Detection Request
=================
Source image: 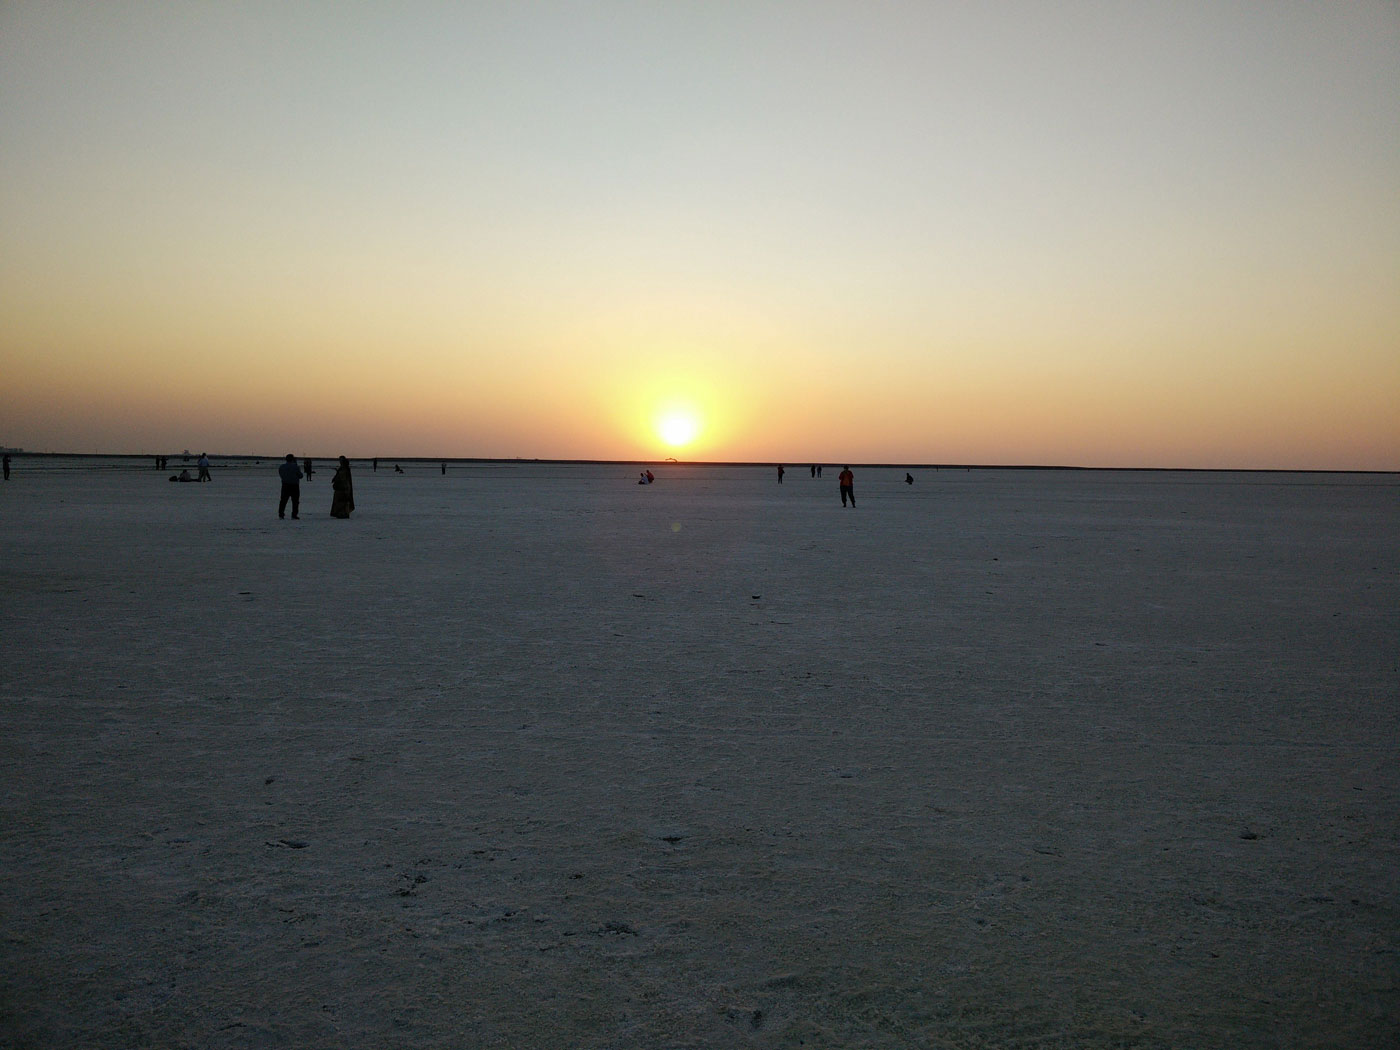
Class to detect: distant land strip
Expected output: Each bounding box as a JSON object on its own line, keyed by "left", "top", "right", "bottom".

{"left": 6, "top": 452, "right": 1396, "bottom": 475}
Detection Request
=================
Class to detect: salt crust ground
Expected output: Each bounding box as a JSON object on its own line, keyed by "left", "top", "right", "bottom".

{"left": 1, "top": 461, "right": 1396, "bottom": 1049}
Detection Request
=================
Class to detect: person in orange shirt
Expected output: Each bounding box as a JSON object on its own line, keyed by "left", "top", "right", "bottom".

{"left": 839, "top": 466, "right": 855, "bottom": 507}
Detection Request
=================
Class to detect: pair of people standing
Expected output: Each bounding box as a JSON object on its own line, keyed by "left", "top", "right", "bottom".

{"left": 278, "top": 455, "right": 354, "bottom": 519}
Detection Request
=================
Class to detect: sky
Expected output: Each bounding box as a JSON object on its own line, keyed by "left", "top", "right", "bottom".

{"left": 2, "top": 1, "right": 1397, "bottom": 468}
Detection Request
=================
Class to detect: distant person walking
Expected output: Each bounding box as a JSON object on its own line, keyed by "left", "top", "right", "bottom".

{"left": 817, "top": 465, "right": 822, "bottom": 477}
{"left": 441, "top": 462, "right": 446, "bottom": 475}
{"left": 810, "top": 464, "right": 816, "bottom": 478}
{"left": 278, "top": 454, "right": 302, "bottom": 519}
{"left": 839, "top": 466, "right": 855, "bottom": 507}
{"left": 777, "top": 464, "right": 785, "bottom": 484}
{"left": 373, "top": 458, "right": 378, "bottom": 472}
{"left": 303, "top": 457, "right": 314, "bottom": 480}
{"left": 2, "top": 453, "right": 10, "bottom": 480}
{"left": 197, "top": 453, "right": 211, "bottom": 482}
{"left": 330, "top": 456, "right": 355, "bottom": 518}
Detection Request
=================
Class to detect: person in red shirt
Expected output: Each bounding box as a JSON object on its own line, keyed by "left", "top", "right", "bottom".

{"left": 839, "top": 466, "right": 855, "bottom": 507}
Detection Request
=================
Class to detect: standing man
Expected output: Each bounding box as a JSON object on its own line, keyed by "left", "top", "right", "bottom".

{"left": 197, "top": 452, "right": 211, "bottom": 482}
{"left": 278, "top": 454, "right": 302, "bottom": 519}
{"left": 441, "top": 461, "right": 446, "bottom": 475}
{"left": 777, "top": 464, "right": 785, "bottom": 484}
{"left": 304, "top": 457, "right": 314, "bottom": 481}
{"left": 839, "top": 466, "right": 855, "bottom": 507}
{"left": 2, "top": 453, "right": 10, "bottom": 480}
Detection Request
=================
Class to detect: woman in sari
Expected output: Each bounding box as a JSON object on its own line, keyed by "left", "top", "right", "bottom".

{"left": 330, "top": 456, "right": 355, "bottom": 518}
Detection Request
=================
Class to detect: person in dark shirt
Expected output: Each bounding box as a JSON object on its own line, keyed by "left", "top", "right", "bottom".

{"left": 278, "top": 454, "right": 303, "bottom": 519}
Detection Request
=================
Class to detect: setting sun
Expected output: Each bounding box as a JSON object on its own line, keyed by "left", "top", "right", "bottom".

{"left": 657, "top": 411, "right": 700, "bottom": 448}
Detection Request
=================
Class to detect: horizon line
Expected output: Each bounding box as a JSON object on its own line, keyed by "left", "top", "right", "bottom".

{"left": 6, "top": 451, "right": 1396, "bottom": 475}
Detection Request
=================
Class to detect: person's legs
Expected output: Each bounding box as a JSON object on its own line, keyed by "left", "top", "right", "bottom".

{"left": 279, "top": 485, "right": 290, "bottom": 518}
{"left": 291, "top": 486, "right": 300, "bottom": 518}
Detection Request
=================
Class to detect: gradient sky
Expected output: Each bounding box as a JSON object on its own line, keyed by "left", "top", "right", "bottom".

{"left": 3, "top": 1, "right": 1397, "bottom": 468}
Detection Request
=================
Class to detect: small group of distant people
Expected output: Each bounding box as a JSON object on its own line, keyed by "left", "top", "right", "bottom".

{"left": 278, "top": 454, "right": 354, "bottom": 519}
{"left": 777, "top": 464, "right": 913, "bottom": 505}
{"left": 638, "top": 470, "right": 655, "bottom": 484}
{"left": 778, "top": 462, "right": 856, "bottom": 505}
{"left": 167, "top": 453, "right": 212, "bottom": 482}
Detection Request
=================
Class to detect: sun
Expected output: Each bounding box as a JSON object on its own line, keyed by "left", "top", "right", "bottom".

{"left": 657, "top": 410, "right": 700, "bottom": 449}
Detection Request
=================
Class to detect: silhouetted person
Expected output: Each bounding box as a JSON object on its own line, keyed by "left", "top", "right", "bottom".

{"left": 197, "top": 453, "right": 211, "bottom": 482}
{"left": 394, "top": 464, "right": 404, "bottom": 473}
{"left": 839, "top": 466, "right": 855, "bottom": 507}
{"left": 441, "top": 462, "right": 446, "bottom": 475}
{"left": 303, "top": 457, "right": 314, "bottom": 480}
{"left": 817, "top": 465, "right": 822, "bottom": 478}
{"left": 2, "top": 454, "right": 9, "bottom": 481}
{"left": 373, "top": 458, "right": 378, "bottom": 472}
{"left": 905, "top": 473, "right": 914, "bottom": 485}
{"left": 777, "top": 464, "right": 785, "bottom": 484}
{"left": 810, "top": 465, "right": 816, "bottom": 478}
{"left": 278, "top": 454, "right": 302, "bottom": 519}
{"left": 330, "top": 456, "right": 355, "bottom": 518}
